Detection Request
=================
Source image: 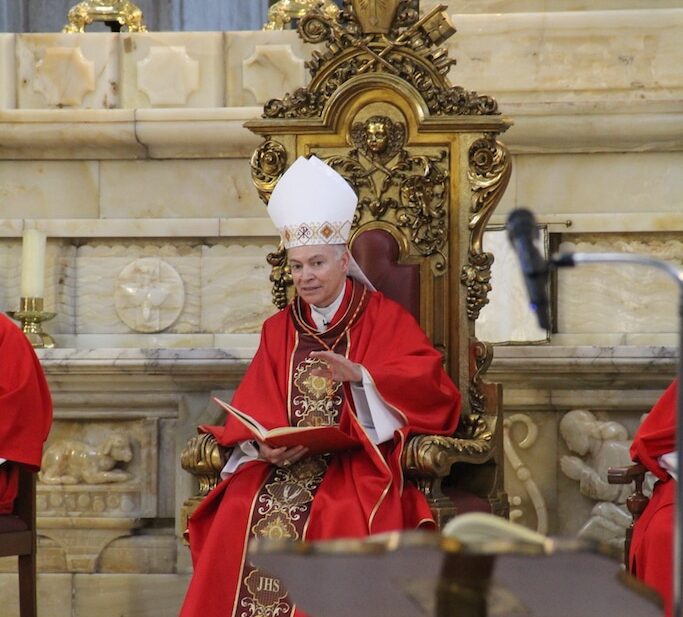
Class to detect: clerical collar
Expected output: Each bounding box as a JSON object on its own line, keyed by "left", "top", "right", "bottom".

{"left": 310, "top": 284, "right": 346, "bottom": 332}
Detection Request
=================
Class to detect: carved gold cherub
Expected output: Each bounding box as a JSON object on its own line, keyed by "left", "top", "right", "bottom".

{"left": 350, "top": 115, "right": 405, "bottom": 165}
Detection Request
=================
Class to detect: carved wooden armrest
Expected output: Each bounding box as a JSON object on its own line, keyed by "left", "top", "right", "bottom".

{"left": 181, "top": 433, "right": 229, "bottom": 496}
{"left": 607, "top": 463, "right": 649, "bottom": 523}
{"left": 402, "top": 413, "right": 494, "bottom": 479}
{"left": 401, "top": 413, "right": 495, "bottom": 526}
{"left": 180, "top": 433, "right": 230, "bottom": 543}
{"left": 607, "top": 463, "right": 649, "bottom": 569}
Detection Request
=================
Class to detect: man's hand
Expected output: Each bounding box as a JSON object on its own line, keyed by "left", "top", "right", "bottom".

{"left": 309, "top": 350, "right": 362, "bottom": 383}
{"left": 258, "top": 442, "right": 308, "bottom": 468}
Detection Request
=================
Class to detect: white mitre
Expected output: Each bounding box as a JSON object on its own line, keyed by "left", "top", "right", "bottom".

{"left": 267, "top": 155, "right": 375, "bottom": 290}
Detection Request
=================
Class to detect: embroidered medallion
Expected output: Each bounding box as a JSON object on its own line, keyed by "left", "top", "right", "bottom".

{"left": 292, "top": 357, "right": 343, "bottom": 426}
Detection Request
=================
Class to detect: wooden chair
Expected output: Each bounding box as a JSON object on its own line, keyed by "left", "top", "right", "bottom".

{"left": 0, "top": 464, "right": 38, "bottom": 617}
{"left": 607, "top": 463, "right": 650, "bottom": 569}
{"left": 181, "top": 0, "right": 512, "bottom": 535}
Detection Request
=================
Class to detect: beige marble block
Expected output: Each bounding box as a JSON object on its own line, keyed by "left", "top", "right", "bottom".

{"left": 0, "top": 573, "right": 73, "bottom": 617}
{"left": 44, "top": 240, "right": 77, "bottom": 336}
{"left": 16, "top": 34, "right": 119, "bottom": 109}
{"left": 557, "top": 233, "right": 682, "bottom": 336}
{"left": 515, "top": 152, "right": 683, "bottom": 216}
{"left": 76, "top": 242, "right": 201, "bottom": 334}
{"left": 73, "top": 573, "right": 190, "bottom": 617}
{"left": 135, "top": 107, "right": 263, "bottom": 159}
{"left": 0, "top": 160, "right": 99, "bottom": 218}
{"left": 450, "top": 9, "right": 683, "bottom": 102}
{"left": 120, "top": 32, "right": 225, "bottom": 108}
{"left": 0, "top": 34, "right": 15, "bottom": 109}
{"left": 201, "top": 243, "right": 277, "bottom": 334}
{"left": 0, "top": 239, "right": 21, "bottom": 315}
{"left": 225, "top": 30, "right": 315, "bottom": 107}
{"left": 477, "top": 228, "right": 549, "bottom": 343}
{"left": 99, "top": 159, "right": 263, "bottom": 218}
{"left": 0, "top": 109, "right": 144, "bottom": 160}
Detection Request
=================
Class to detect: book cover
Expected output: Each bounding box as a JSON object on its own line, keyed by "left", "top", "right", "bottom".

{"left": 213, "top": 397, "right": 361, "bottom": 456}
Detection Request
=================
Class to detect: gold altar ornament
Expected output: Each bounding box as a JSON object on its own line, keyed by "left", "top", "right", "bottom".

{"left": 7, "top": 297, "right": 56, "bottom": 349}
{"left": 63, "top": 0, "right": 147, "bottom": 33}
{"left": 264, "top": 0, "right": 340, "bottom": 30}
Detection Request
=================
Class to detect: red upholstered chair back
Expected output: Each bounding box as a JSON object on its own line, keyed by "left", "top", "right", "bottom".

{"left": 350, "top": 229, "right": 420, "bottom": 322}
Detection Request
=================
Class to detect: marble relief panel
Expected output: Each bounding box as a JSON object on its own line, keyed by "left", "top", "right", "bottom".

{"left": 555, "top": 408, "right": 645, "bottom": 548}
{"left": 37, "top": 418, "right": 158, "bottom": 518}
{"left": 225, "top": 30, "right": 316, "bottom": 107}
{"left": 557, "top": 233, "right": 683, "bottom": 337}
{"left": 120, "top": 32, "right": 224, "bottom": 108}
{"left": 504, "top": 406, "right": 646, "bottom": 547}
{"left": 76, "top": 242, "right": 200, "bottom": 334}
{"left": 16, "top": 33, "right": 119, "bottom": 109}
{"left": 99, "top": 159, "right": 263, "bottom": 218}
{"left": 201, "top": 243, "right": 277, "bottom": 333}
{"left": 504, "top": 411, "right": 558, "bottom": 534}
{"left": 0, "top": 160, "right": 99, "bottom": 218}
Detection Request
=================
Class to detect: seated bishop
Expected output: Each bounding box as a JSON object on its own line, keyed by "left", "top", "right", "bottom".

{"left": 180, "top": 155, "right": 461, "bottom": 617}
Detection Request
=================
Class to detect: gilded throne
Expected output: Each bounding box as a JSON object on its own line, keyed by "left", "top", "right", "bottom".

{"left": 181, "top": 0, "right": 512, "bottom": 533}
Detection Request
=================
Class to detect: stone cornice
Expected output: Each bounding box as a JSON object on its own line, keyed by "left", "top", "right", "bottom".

{"left": 0, "top": 104, "right": 682, "bottom": 159}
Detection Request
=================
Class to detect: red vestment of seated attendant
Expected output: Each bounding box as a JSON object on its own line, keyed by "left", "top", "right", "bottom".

{"left": 180, "top": 280, "right": 461, "bottom": 617}
{"left": 0, "top": 314, "right": 53, "bottom": 513}
{"left": 630, "top": 379, "right": 678, "bottom": 617}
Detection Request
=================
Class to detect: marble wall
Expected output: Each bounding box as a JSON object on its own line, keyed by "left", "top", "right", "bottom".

{"left": 0, "top": 5, "right": 681, "bottom": 615}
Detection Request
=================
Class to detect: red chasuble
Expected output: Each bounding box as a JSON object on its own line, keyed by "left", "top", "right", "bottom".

{"left": 630, "top": 379, "right": 677, "bottom": 617}
{"left": 0, "top": 314, "right": 53, "bottom": 513}
{"left": 180, "top": 280, "right": 461, "bottom": 617}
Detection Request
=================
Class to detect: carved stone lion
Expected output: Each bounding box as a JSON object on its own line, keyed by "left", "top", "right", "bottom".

{"left": 39, "top": 431, "right": 133, "bottom": 485}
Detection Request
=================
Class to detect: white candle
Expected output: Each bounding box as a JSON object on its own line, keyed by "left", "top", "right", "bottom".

{"left": 21, "top": 229, "right": 46, "bottom": 298}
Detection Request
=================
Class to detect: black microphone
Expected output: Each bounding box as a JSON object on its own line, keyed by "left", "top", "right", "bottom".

{"left": 506, "top": 209, "right": 551, "bottom": 331}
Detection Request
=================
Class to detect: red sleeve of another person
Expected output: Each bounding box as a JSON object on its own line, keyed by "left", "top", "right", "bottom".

{"left": 629, "top": 379, "right": 677, "bottom": 617}
{"left": 0, "top": 315, "right": 53, "bottom": 512}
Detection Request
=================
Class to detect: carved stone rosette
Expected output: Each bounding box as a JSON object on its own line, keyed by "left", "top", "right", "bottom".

{"left": 463, "top": 137, "right": 512, "bottom": 320}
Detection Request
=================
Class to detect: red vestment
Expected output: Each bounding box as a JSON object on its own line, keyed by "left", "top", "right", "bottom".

{"left": 630, "top": 379, "right": 677, "bottom": 616}
{"left": 0, "top": 314, "right": 53, "bottom": 513}
{"left": 180, "top": 281, "right": 461, "bottom": 617}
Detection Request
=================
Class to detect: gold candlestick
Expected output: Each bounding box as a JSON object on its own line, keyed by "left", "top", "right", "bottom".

{"left": 7, "top": 297, "right": 56, "bottom": 349}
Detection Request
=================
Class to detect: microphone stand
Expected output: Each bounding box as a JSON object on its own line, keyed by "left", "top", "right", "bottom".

{"left": 552, "top": 251, "right": 683, "bottom": 617}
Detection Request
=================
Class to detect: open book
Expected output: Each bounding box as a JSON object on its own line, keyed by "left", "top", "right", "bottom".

{"left": 213, "top": 397, "right": 362, "bottom": 456}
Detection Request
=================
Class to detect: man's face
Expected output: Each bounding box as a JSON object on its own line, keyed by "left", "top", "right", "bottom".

{"left": 288, "top": 244, "right": 349, "bottom": 308}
